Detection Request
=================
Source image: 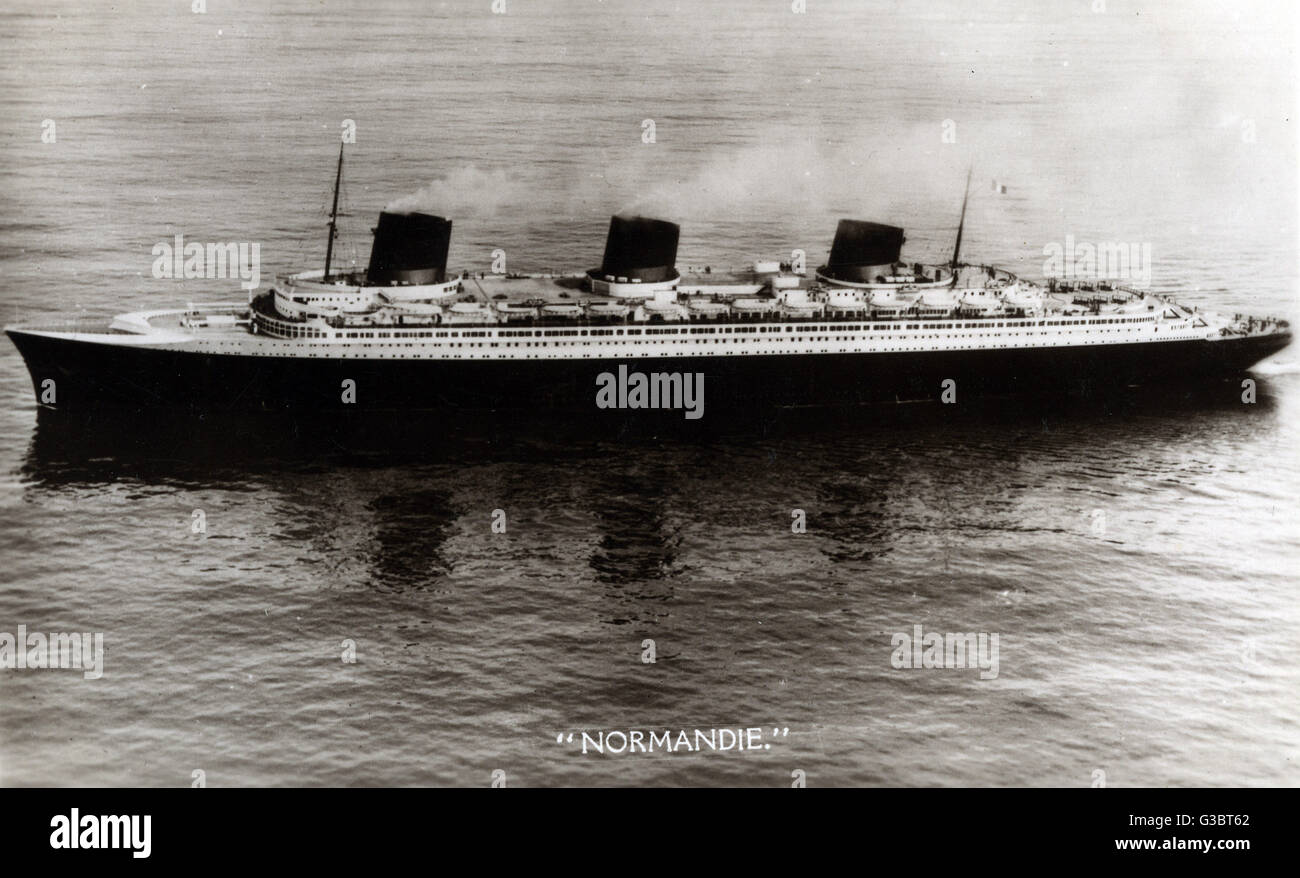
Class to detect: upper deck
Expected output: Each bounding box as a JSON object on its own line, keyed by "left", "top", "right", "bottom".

{"left": 29, "top": 261, "right": 1261, "bottom": 365}
{"left": 256, "top": 262, "right": 1225, "bottom": 331}
{"left": 8, "top": 262, "right": 1288, "bottom": 364}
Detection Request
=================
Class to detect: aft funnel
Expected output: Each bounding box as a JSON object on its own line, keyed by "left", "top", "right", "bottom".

{"left": 367, "top": 211, "right": 453, "bottom": 285}
{"left": 821, "top": 220, "right": 905, "bottom": 283}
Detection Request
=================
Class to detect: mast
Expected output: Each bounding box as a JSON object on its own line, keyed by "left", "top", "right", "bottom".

{"left": 950, "top": 165, "right": 972, "bottom": 270}
{"left": 324, "top": 142, "right": 344, "bottom": 280}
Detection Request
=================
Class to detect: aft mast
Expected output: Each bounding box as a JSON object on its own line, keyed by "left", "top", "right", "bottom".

{"left": 951, "top": 165, "right": 972, "bottom": 271}
{"left": 323, "top": 142, "right": 344, "bottom": 281}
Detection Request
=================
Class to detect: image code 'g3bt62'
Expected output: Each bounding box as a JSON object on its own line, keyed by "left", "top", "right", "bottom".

{"left": 5, "top": 148, "right": 1291, "bottom": 414}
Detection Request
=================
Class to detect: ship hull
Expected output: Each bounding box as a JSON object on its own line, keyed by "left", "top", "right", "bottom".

{"left": 6, "top": 329, "right": 1291, "bottom": 415}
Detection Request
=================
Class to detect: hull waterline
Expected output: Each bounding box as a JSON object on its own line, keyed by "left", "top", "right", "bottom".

{"left": 7, "top": 326, "right": 1291, "bottom": 415}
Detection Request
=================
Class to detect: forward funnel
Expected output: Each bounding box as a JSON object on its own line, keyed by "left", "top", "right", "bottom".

{"left": 367, "top": 211, "right": 453, "bottom": 285}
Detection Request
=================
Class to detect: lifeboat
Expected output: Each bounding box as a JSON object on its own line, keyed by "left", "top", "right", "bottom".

{"left": 541, "top": 303, "right": 582, "bottom": 318}
{"left": 1001, "top": 285, "right": 1044, "bottom": 316}
{"left": 443, "top": 301, "right": 497, "bottom": 324}
{"left": 586, "top": 302, "right": 630, "bottom": 320}
{"left": 868, "top": 290, "right": 911, "bottom": 319}
{"left": 914, "top": 290, "right": 957, "bottom": 317}
{"left": 687, "top": 299, "right": 730, "bottom": 317}
{"left": 641, "top": 299, "right": 689, "bottom": 321}
{"left": 825, "top": 289, "right": 868, "bottom": 308}
{"left": 496, "top": 302, "right": 539, "bottom": 320}
{"left": 732, "top": 297, "right": 778, "bottom": 314}
{"left": 781, "top": 299, "right": 825, "bottom": 318}
{"left": 958, "top": 289, "right": 1003, "bottom": 317}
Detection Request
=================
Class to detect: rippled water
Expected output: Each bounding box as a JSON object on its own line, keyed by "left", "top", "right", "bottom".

{"left": 1, "top": 0, "right": 1297, "bottom": 786}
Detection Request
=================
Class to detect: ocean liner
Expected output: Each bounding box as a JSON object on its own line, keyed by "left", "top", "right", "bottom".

{"left": 6, "top": 150, "right": 1291, "bottom": 415}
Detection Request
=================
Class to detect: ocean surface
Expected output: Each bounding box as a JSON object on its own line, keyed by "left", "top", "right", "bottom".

{"left": 1, "top": 0, "right": 1297, "bottom": 786}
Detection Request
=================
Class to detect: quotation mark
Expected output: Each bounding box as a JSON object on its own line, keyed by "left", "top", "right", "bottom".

{"left": 765, "top": 727, "right": 790, "bottom": 750}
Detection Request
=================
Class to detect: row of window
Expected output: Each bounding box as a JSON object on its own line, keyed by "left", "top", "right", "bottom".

{"left": 290, "top": 328, "right": 1184, "bottom": 350}
{"left": 266, "top": 314, "right": 1160, "bottom": 341}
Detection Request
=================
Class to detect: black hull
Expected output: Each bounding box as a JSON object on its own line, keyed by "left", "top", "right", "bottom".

{"left": 6, "top": 330, "right": 1291, "bottom": 416}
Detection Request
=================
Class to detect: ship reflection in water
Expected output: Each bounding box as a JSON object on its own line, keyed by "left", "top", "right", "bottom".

{"left": 18, "top": 378, "right": 1285, "bottom": 609}
{"left": 589, "top": 469, "right": 682, "bottom": 623}
{"left": 10, "top": 375, "right": 1297, "bottom": 786}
